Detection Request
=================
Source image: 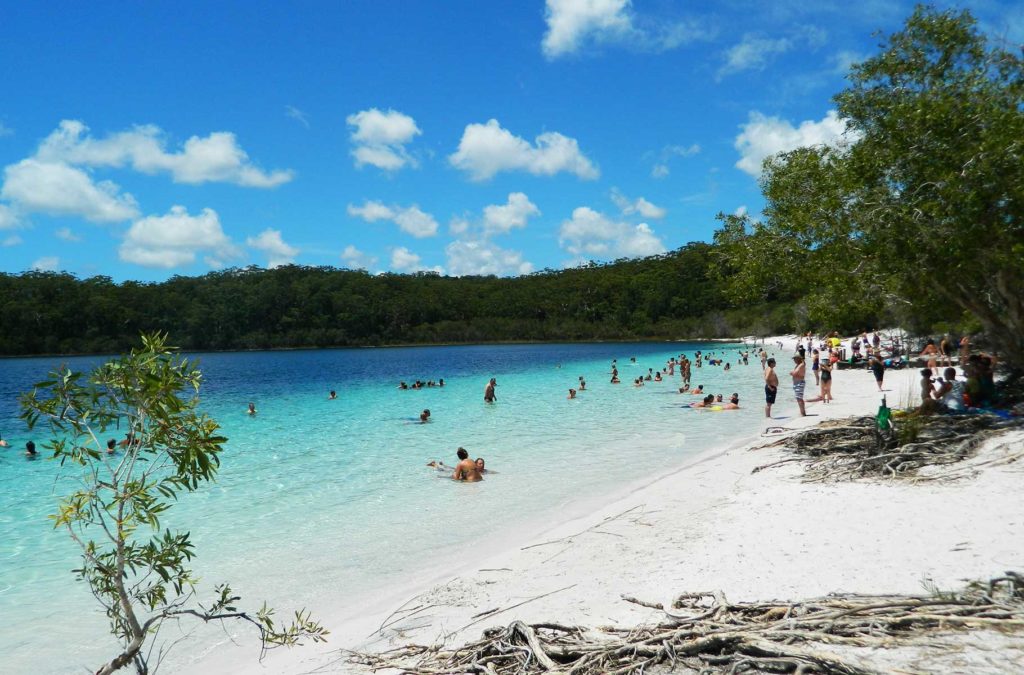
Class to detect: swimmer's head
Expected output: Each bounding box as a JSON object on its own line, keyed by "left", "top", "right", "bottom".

{"left": 703, "top": 394, "right": 714, "bottom": 404}
{"left": 475, "top": 458, "right": 485, "bottom": 471}
{"left": 107, "top": 438, "right": 116, "bottom": 450}
{"left": 457, "top": 447, "right": 468, "bottom": 460}
{"left": 715, "top": 394, "right": 723, "bottom": 402}
{"left": 767, "top": 358, "right": 776, "bottom": 367}
{"left": 731, "top": 393, "right": 739, "bottom": 403}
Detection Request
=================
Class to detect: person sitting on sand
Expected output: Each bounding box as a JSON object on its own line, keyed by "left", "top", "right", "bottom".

{"left": 723, "top": 393, "right": 740, "bottom": 410}
{"left": 568, "top": 388, "right": 577, "bottom": 399}
{"left": 247, "top": 402, "right": 257, "bottom": 415}
{"left": 452, "top": 447, "right": 482, "bottom": 482}
{"left": 935, "top": 367, "right": 965, "bottom": 413}
{"left": 419, "top": 409, "right": 431, "bottom": 423}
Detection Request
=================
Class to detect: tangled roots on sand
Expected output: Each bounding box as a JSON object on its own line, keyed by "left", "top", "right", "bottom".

{"left": 754, "top": 413, "right": 1020, "bottom": 482}
{"left": 347, "top": 573, "right": 1024, "bottom": 674}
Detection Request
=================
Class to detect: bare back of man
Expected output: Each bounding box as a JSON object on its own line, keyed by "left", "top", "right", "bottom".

{"left": 453, "top": 458, "right": 482, "bottom": 482}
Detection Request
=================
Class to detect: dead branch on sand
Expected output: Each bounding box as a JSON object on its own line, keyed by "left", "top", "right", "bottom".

{"left": 754, "top": 414, "right": 1021, "bottom": 482}
{"left": 346, "top": 572, "right": 1024, "bottom": 674}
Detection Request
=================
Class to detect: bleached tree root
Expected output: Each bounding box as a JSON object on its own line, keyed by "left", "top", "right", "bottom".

{"left": 346, "top": 573, "right": 1024, "bottom": 674}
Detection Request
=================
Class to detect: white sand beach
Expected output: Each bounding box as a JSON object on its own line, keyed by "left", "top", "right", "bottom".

{"left": 210, "top": 335, "right": 1024, "bottom": 674}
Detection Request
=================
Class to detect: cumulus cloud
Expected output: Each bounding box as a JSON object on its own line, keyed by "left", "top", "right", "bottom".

{"left": 347, "top": 200, "right": 438, "bottom": 238}
{"left": 247, "top": 228, "right": 299, "bottom": 268}
{"left": 32, "top": 256, "right": 60, "bottom": 271}
{"left": 449, "top": 119, "right": 598, "bottom": 181}
{"left": 34, "top": 120, "right": 293, "bottom": 187}
{"left": 541, "top": 0, "right": 705, "bottom": 59}
{"left": 2, "top": 158, "right": 140, "bottom": 222}
{"left": 445, "top": 239, "right": 534, "bottom": 277}
{"left": 346, "top": 108, "right": 421, "bottom": 171}
{"left": 340, "top": 245, "right": 377, "bottom": 271}
{"left": 482, "top": 192, "right": 540, "bottom": 236}
{"left": 610, "top": 189, "right": 666, "bottom": 219}
{"left": 119, "top": 206, "right": 239, "bottom": 269}
{"left": 0, "top": 203, "right": 20, "bottom": 229}
{"left": 734, "top": 109, "right": 854, "bottom": 177}
{"left": 55, "top": 227, "right": 81, "bottom": 242}
{"left": 558, "top": 206, "right": 665, "bottom": 260}
{"left": 390, "top": 246, "right": 443, "bottom": 274}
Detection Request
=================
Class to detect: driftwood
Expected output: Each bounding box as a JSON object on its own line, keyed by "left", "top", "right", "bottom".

{"left": 754, "top": 413, "right": 1021, "bottom": 482}
{"left": 347, "top": 573, "right": 1024, "bottom": 674}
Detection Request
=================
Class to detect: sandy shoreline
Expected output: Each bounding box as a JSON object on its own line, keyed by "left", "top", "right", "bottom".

{"left": 197, "top": 335, "right": 1023, "bottom": 674}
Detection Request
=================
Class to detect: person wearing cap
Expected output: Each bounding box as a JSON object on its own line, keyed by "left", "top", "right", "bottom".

{"left": 791, "top": 355, "right": 807, "bottom": 416}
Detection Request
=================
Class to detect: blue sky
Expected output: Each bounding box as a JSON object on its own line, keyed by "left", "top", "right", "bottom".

{"left": 0, "top": 1, "right": 1019, "bottom": 281}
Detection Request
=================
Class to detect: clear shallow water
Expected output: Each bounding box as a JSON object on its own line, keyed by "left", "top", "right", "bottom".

{"left": 0, "top": 342, "right": 763, "bottom": 673}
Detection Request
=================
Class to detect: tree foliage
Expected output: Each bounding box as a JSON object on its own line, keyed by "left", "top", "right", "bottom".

{"left": 714, "top": 5, "right": 1024, "bottom": 368}
{"left": 20, "top": 334, "right": 327, "bottom": 674}
{"left": 0, "top": 245, "right": 806, "bottom": 356}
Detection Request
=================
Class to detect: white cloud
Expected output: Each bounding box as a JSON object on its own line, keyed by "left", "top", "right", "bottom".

{"left": 32, "top": 256, "right": 60, "bottom": 271}
{"left": 445, "top": 239, "right": 534, "bottom": 277}
{"left": 2, "top": 234, "right": 22, "bottom": 247}
{"left": 734, "top": 205, "right": 748, "bottom": 217}
{"left": 448, "top": 216, "right": 471, "bottom": 235}
{"left": 390, "top": 246, "right": 443, "bottom": 274}
{"left": 247, "top": 228, "right": 299, "bottom": 268}
{"left": 119, "top": 206, "right": 239, "bottom": 269}
{"left": 346, "top": 200, "right": 394, "bottom": 222}
{"left": 558, "top": 206, "right": 665, "bottom": 259}
{"left": 449, "top": 119, "right": 598, "bottom": 181}
{"left": 35, "top": 120, "right": 292, "bottom": 187}
{"left": 55, "top": 227, "right": 81, "bottom": 242}
{"left": 610, "top": 189, "right": 666, "bottom": 219}
{"left": 2, "top": 158, "right": 140, "bottom": 222}
{"left": 718, "top": 34, "right": 793, "bottom": 79}
{"left": 482, "top": 192, "right": 540, "bottom": 236}
{"left": 649, "top": 143, "right": 700, "bottom": 179}
{"left": 340, "top": 245, "right": 377, "bottom": 270}
{"left": 541, "top": 0, "right": 705, "bottom": 59}
{"left": 285, "top": 105, "right": 310, "bottom": 128}
{"left": 346, "top": 108, "right": 421, "bottom": 171}
{"left": 347, "top": 200, "right": 438, "bottom": 238}
{"left": 0, "top": 203, "right": 20, "bottom": 229}
{"left": 734, "top": 110, "right": 854, "bottom": 177}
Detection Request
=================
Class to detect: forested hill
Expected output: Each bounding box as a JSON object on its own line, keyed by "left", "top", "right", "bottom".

{"left": 0, "top": 243, "right": 804, "bottom": 356}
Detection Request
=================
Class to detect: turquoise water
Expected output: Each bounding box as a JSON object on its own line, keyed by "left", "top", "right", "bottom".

{"left": 0, "top": 342, "right": 764, "bottom": 673}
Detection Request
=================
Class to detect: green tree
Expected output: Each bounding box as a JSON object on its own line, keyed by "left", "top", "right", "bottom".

{"left": 716, "top": 6, "right": 1024, "bottom": 367}
{"left": 20, "top": 334, "right": 326, "bottom": 674}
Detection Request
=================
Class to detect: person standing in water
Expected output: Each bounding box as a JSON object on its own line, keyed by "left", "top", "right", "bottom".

{"left": 484, "top": 378, "right": 497, "bottom": 403}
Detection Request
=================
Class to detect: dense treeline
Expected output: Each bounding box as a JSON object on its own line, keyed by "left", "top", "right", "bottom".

{"left": 0, "top": 243, "right": 816, "bottom": 356}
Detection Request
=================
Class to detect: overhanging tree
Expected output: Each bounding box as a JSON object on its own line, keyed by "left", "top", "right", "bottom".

{"left": 21, "top": 334, "right": 327, "bottom": 674}
{"left": 715, "top": 5, "right": 1024, "bottom": 368}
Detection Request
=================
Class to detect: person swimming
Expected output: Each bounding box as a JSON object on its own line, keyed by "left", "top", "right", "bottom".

{"left": 691, "top": 385, "right": 705, "bottom": 395}
{"left": 723, "top": 393, "right": 740, "bottom": 410}
{"left": 691, "top": 394, "right": 715, "bottom": 408}
{"left": 568, "top": 388, "right": 577, "bottom": 399}
{"left": 328, "top": 390, "right": 337, "bottom": 400}
{"left": 106, "top": 438, "right": 117, "bottom": 454}
{"left": 419, "top": 409, "right": 431, "bottom": 423}
{"left": 25, "top": 440, "right": 37, "bottom": 457}
{"left": 475, "top": 457, "right": 494, "bottom": 475}
{"left": 247, "top": 402, "right": 257, "bottom": 415}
